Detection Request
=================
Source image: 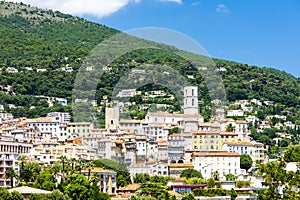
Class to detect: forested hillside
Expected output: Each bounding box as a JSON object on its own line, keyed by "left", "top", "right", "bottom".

{"left": 0, "top": 1, "right": 299, "bottom": 121}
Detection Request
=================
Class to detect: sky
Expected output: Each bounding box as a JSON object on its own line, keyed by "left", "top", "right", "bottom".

{"left": 9, "top": 0, "right": 300, "bottom": 77}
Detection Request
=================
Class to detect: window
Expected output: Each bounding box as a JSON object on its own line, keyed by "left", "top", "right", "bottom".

{"left": 111, "top": 120, "right": 114, "bottom": 125}
{"left": 192, "top": 99, "right": 194, "bottom": 106}
{"left": 192, "top": 89, "right": 194, "bottom": 96}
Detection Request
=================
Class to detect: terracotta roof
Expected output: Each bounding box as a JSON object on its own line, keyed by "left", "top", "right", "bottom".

{"left": 169, "top": 163, "right": 194, "bottom": 168}
{"left": 192, "top": 151, "right": 240, "bottom": 157}
{"left": 220, "top": 132, "right": 238, "bottom": 136}
{"left": 83, "top": 167, "right": 116, "bottom": 174}
{"left": 235, "top": 120, "right": 247, "bottom": 124}
{"left": 148, "top": 112, "right": 203, "bottom": 118}
{"left": 118, "top": 183, "right": 140, "bottom": 191}
{"left": 8, "top": 186, "right": 51, "bottom": 194}
{"left": 26, "top": 118, "right": 56, "bottom": 123}
{"left": 223, "top": 141, "right": 255, "bottom": 146}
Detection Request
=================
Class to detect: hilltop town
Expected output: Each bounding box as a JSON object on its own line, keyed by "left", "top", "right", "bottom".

{"left": 1, "top": 86, "right": 299, "bottom": 199}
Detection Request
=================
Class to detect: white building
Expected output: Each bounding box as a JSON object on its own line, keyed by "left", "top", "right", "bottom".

{"left": 246, "top": 115, "right": 258, "bottom": 124}
{"left": 222, "top": 141, "right": 265, "bottom": 164}
{"left": 192, "top": 151, "right": 241, "bottom": 180}
{"left": 227, "top": 110, "right": 244, "bottom": 117}
{"left": 46, "top": 112, "right": 71, "bottom": 122}
{"left": 0, "top": 113, "right": 13, "bottom": 122}
{"left": 25, "top": 117, "right": 67, "bottom": 141}
{"left": 117, "top": 89, "right": 137, "bottom": 98}
{"left": 145, "top": 112, "right": 204, "bottom": 124}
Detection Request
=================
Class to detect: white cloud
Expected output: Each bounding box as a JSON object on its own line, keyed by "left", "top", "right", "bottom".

{"left": 8, "top": 0, "right": 141, "bottom": 18}
{"left": 159, "top": 0, "right": 182, "bottom": 4}
{"left": 191, "top": 2, "right": 200, "bottom": 6}
{"left": 216, "top": 4, "right": 230, "bottom": 13}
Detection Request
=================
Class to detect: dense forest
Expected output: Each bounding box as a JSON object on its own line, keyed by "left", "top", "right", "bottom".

{"left": 0, "top": 1, "right": 299, "bottom": 122}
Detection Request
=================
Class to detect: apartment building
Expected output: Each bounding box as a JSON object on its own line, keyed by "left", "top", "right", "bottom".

{"left": 82, "top": 167, "right": 117, "bottom": 195}
{"left": 28, "top": 143, "right": 99, "bottom": 166}
{"left": 222, "top": 141, "right": 265, "bottom": 164}
{"left": 192, "top": 131, "right": 239, "bottom": 151}
{"left": 168, "top": 134, "right": 185, "bottom": 164}
{"left": 192, "top": 151, "right": 240, "bottom": 180}
{"left": 0, "top": 141, "right": 32, "bottom": 187}
{"left": 67, "top": 122, "right": 93, "bottom": 138}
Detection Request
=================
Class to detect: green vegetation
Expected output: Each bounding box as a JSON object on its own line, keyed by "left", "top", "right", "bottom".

{"left": 180, "top": 169, "right": 203, "bottom": 179}
{"left": 240, "top": 154, "right": 253, "bottom": 171}
{"left": 283, "top": 145, "right": 300, "bottom": 162}
{"left": 0, "top": 1, "right": 299, "bottom": 125}
{"left": 258, "top": 159, "right": 300, "bottom": 199}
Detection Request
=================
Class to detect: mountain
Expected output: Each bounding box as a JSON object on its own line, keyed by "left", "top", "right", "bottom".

{"left": 0, "top": 1, "right": 299, "bottom": 121}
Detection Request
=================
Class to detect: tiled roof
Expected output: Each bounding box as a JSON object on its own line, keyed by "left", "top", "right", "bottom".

{"left": 8, "top": 186, "right": 51, "bottom": 194}
{"left": 118, "top": 183, "right": 140, "bottom": 191}
{"left": 148, "top": 112, "right": 203, "bottom": 118}
{"left": 83, "top": 167, "right": 116, "bottom": 174}
{"left": 223, "top": 141, "right": 255, "bottom": 146}
{"left": 192, "top": 151, "right": 240, "bottom": 157}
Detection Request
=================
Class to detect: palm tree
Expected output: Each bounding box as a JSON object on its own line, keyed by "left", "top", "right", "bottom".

{"left": 90, "top": 172, "right": 99, "bottom": 184}
{"left": 58, "top": 155, "right": 68, "bottom": 176}
{"left": 17, "top": 155, "right": 26, "bottom": 182}
{"left": 75, "top": 158, "right": 85, "bottom": 174}
{"left": 69, "top": 158, "right": 77, "bottom": 174}
{"left": 85, "top": 162, "right": 95, "bottom": 180}
{"left": 5, "top": 168, "right": 18, "bottom": 188}
{"left": 213, "top": 171, "right": 220, "bottom": 181}
{"left": 226, "top": 123, "right": 235, "bottom": 132}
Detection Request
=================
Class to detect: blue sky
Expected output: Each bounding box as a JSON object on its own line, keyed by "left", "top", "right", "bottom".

{"left": 11, "top": 0, "right": 300, "bottom": 77}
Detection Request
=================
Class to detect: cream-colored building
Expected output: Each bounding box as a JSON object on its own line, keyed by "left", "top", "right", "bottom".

{"left": 222, "top": 141, "right": 265, "bottom": 164}
{"left": 28, "top": 143, "right": 98, "bottom": 166}
{"left": 67, "top": 122, "right": 93, "bottom": 138}
{"left": 192, "top": 151, "right": 240, "bottom": 180}
{"left": 0, "top": 141, "right": 32, "bottom": 187}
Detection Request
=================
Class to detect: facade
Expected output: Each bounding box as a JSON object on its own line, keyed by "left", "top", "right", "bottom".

{"left": 192, "top": 151, "right": 241, "bottom": 180}
{"left": 46, "top": 112, "right": 71, "bottom": 122}
{"left": 0, "top": 141, "right": 32, "bottom": 187}
{"left": 119, "top": 120, "right": 143, "bottom": 135}
{"left": 192, "top": 132, "right": 239, "bottom": 151}
{"left": 145, "top": 112, "right": 204, "bottom": 124}
{"left": 67, "top": 122, "right": 93, "bottom": 138}
{"left": 82, "top": 168, "right": 117, "bottom": 195}
{"left": 25, "top": 117, "right": 67, "bottom": 141}
{"left": 226, "top": 110, "right": 244, "bottom": 117}
{"left": 28, "top": 143, "right": 98, "bottom": 166}
{"left": 222, "top": 141, "right": 265, "bottom": 164}
{"left": 168, "top": 134, "right": 185, "bottom": 164}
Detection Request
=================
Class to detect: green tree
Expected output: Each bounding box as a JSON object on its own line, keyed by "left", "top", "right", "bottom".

{"left": 225, "top": 123, "right": 235, "bottom": 132}
{"left": 44, "top": 189, "right": 71, "bottom": 200}
{"left": 33, "top": 170, "right": 57, "bottom": 191}
{"left": 11, "top": 191, "right": 24, "bottom": 200}
{"left": 180, "top": 169, "right": 203, "bottom": 179}
{"left": 22, "top": 162, "right": 41, "bottom": 183}
{"left": 64, "top": 174, "right": 94, "bottom": 200}
{"left": 133, "top": 173, "right": 150, "bottom": 183}
{"left": 284, "top": 145, "right": 300, "bottom": 162}
{"left": 185, "top": 177, "right": 206, "bottom": 184}
{"left": 240, "top": 154, "right": 253, "bottom": 171}
{"left": 5, "top": 168, "right": 18, "bottom": 188}
{"left": 225, "top": 174, "right": 236, "bottom": 181}
{"left": 182, "top": 193, "right": 195, "bottom": 200}
{"left": 207, "top": 178, "right": 215, "bottom": 188}
{"left": 139, "top": 182, "right": 168, "bottom": 199}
